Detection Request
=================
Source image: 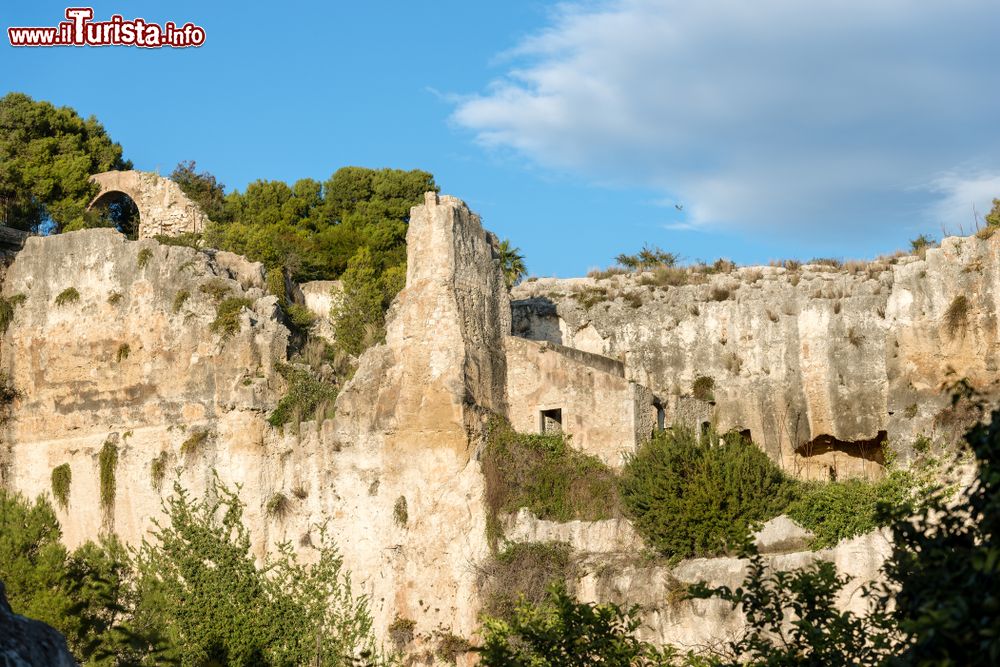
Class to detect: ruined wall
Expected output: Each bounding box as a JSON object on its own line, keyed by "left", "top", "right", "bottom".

{"left": 513, "top": 234, "right": 1000, "bottom": 479}
{"left": 89, "top": 170, "right": 210, "bottom": 240}
{"left": 505, "top": 336, "right": 656, "bottom": 467}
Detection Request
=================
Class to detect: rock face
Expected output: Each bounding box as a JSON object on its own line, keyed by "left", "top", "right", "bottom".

{"left": 88, "top": 170, "right": 210, "bottom": 239}
{"left": 1, "top": 188, "right": 968, "bottom": 659}
{"left": 512, "top": 235, "right": 1000, "bottom": 479}
{"left": 0, "top": 581, "right": 76, "bottom": 667}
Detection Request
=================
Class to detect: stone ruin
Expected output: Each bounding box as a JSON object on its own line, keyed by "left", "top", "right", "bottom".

{"left": 88, "top": 170, "right": 209, "bottom": 239}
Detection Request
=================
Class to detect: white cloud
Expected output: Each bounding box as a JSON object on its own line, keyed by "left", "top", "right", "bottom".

{"left": 453, "top": 0, "right": 1000, "bottom": 238}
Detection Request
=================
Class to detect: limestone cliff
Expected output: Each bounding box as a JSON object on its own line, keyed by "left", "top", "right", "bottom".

{"left": 512, "top": 235, "right": 1000, "bottom": 479}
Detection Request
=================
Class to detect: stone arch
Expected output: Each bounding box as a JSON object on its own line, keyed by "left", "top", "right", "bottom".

{"left": 88, "top": 170, "right": 209, "bottom": 240}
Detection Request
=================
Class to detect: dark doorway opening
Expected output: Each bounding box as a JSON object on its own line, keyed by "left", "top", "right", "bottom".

{"left": 540, "top": 408, "right": 563, "bottom": 434}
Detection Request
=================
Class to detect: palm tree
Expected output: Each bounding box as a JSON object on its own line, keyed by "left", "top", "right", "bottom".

{"left": 497, "top": 239, "right": 527, "bottom": 289}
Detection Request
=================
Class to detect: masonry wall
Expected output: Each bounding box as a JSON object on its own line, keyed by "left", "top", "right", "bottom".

{"left": 505, "top": 336, "right": 655, "bottom": 467}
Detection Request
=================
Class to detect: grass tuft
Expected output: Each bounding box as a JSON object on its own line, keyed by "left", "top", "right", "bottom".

{"left": 115, "top": 343, "right": 131, "bottom": 362}
{"left": 137, "top": 247, "right": 153, "bottom": 269}
{"left": 944, "top": 295, "right": 970, "bottom": 338}
{"left": 55, "top": 287, "right": 80, "bottom": 307}
{"left": 99, "top": 439, "right": 118, "bottom": 524}
{"left": 266, "top": 492, "right": 290, "bottom": 519}
{"left": 180, "top": 429, "right": 210, "bottom": 458}
{"left": 393, "top": 495, "right": 408, "bottom": 527}
{"left": 172, "top": 289, "right": 190, "bottom": 313}
{"left": 210, "top": 297, "right": 253, "bottom": 339}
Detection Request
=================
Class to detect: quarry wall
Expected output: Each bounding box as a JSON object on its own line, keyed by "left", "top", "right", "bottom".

{"left": 512, "top": 235, "right": 1000, "bottom": 479}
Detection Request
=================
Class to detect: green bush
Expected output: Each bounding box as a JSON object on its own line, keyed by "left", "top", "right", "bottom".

{"left": 692, "top": 375, "right": 715, "bottom": 401}
{"left": 287, "top": 303, "right": 317, "bottom": 330}
{"left": 210, "top": 297, "right": 252, "bottom": 339}
{"left": 265, "top": 266, "right": 287, "bottom": 307}
{"left": 51, "top": 463, "right": 71, "bottom": 510}
{"left": 55, "top": 287, "right": 80, "bottom": 306}
{"left": 153, "top": 232, "right": 202, "bottom": 248}
{"left": 133, "top": 480, "right": 385, "bottom": 665}
{"left": 267, "top": 363, "right": 337, "bottom": 428}
{"left": 787, "top": 470, "right": 915, "bottom": 548}
{"left": 479, "top": 582, "right": 676, "bottom": 667}
{"left": 619, "top": 426, "right": 797, "bottom": 559}
{"left": 481, "top": 418, "right": 622, "bottom": 546}
{"left": 198, "top": 278, "right": 231, "bottom": 301}
{"left": 137, "top": 247, "right": 153, "bottom": 269}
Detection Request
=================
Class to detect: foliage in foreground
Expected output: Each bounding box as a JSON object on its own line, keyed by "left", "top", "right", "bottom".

{"left": 0, "top": 479, "right": 385, "bottom": 666}
{"left": 479, "top": 583, "right": 682, "bottom": 667}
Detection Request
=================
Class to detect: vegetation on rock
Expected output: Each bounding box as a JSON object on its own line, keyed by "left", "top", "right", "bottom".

{"left": 98, "top": 439, "right": 118, "bottom": 525}
{"left": 482, "top": 418, "right": 622, "bottom": 547}
{"left": 210, "top": 297, "right": 253, "bottom": 339}
{"left": 267, "top": 362, "right": 338, "bottom": 428}
{"left": 50, "top": 463, "right": 71, "bottom": 510}
{"left": 0, "top": 293, "right": 26, "bottom": 334}
{"left": 54, "top": 287, "right": 80, "bottom": 306}
{"left": 0, "top": 92, "right": 130, "bottom": 233}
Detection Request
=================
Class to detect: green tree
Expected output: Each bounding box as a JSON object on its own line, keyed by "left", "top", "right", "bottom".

{"left": 618, "top": 427, "right": 796, "bottom": 559}
{"left": 0, "top": 92, "right": 130, "bottom": 232}
{"left": 986, "top": 198, "right": 1000, "bottom": 228}
{"left": 497, "top": 239, "right": 527, "bottom": 289}
{"left": 132, "top": 479, "right": 383, "bottom": 666}
{"left": 331, "top": 246, "right": 391, "bottom": 356}
{"left": 170, "top": 160, "right": 228, "bottom": 222}
{"left": 0, "top": 491, "right": 159, "bottom": 664}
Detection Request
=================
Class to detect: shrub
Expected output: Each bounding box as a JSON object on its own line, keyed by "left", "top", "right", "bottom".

{"left": 905, "top": 403, "right": 919, "bottom": 419}
{"left": 115, "top": 343, "right": 131, "bottom": 362}
{"left": 107, "top": 291, "right": 123, "bottom": 306}
{"left": 619, "top": 427, "right": 797, "bottom": 559}
{"left": 0, "top": 371, "right": 18, "bottom": 408}
{"left": 910, "top": 234, "right": 934, "bottom": 256}
{"left": 265, "top": 267, "right": 287, "bottom": 307}
{"left": 180, "top": 429, "right": 210, "bottom": 458}
{"left": 692, "top": 375, "right": 715, "bottom": 401}
{"left": 153, "top": 232, "right": 202, "bottom": 248}
{"left": 291, "top": 484, "right": 308, "bottom": 500}
{"left": 0, "top": 293, "right": 26, "bottom": 334}
{"left": 150, "top": 452, "right": 168, "bottom": 491}
{"left": 198, "top": 278, "right": 231, "bottom": 301}
{"left": 286, "top": 303, "right": 316, "bottom": 330}
{"left": 132, "top": 480, "right": 385, "bottom": 665}
{"left": 267, "top": 363, "right": 337, "bottom": 428}
{"left": 55, "top": 287, "right": 80, "bottom": 306}
{"left": 615, "top": 244, "right": 679, "bottom": 271}
{"left": 481, "top": 418, "right": 622, "bottom": 546}
{"left": 709, "top": 286, "right": 731, "bottom": 301}
{"left": 98, "top": 439, "right": 118, "bottom": 524}
{"left": 137, "top": 247, "right": 153, "bottom": 269}
{"left": 943, "top": 295, "right": 969, "bottom": 338}
{"left": 210, "top": 297, "right": 252, "bottom": 339}
{"left": 479, "top": 583, "right": 674, "bottom": 667}
{"left": 51, "top": 463, "right": 71, "bottom": 510}
{"left": 479, "top": 542, "right": 573, "bottom": 622}
{"left": 787, "top": 469, "right": 915, "bottom": 548}
{"left": 572, "top": 286, "right": 609, "bottom": 309}
{"left": 265, "top": 492, "right": 290, "bottom": 519}
{"left": 171, "top": 289, "right": 190, "bottom": 313}
{"left": 393, "top": 495, "right": 408, "bottom": 527}
{"left": 434, "top": 631, "right": 473, "bottom": 665}
{"left": 638, "top": 265, "right": 689, "bottom": 288}
{"left": 847, "top": 327, "right": 864, "bottom": 347}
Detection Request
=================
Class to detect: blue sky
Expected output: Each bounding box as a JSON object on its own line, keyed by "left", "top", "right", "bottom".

{"left": 3, "top": 1, "right": 1000, "bottom": 277}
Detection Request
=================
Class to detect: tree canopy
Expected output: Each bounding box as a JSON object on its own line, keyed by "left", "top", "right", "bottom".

{"left": 0, "top": 92, "right": 130, "bottom": 233}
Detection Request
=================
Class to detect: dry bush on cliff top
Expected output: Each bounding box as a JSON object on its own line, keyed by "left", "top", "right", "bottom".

{"left": 477, "top": 541, "right": 574, "bottom": 623}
